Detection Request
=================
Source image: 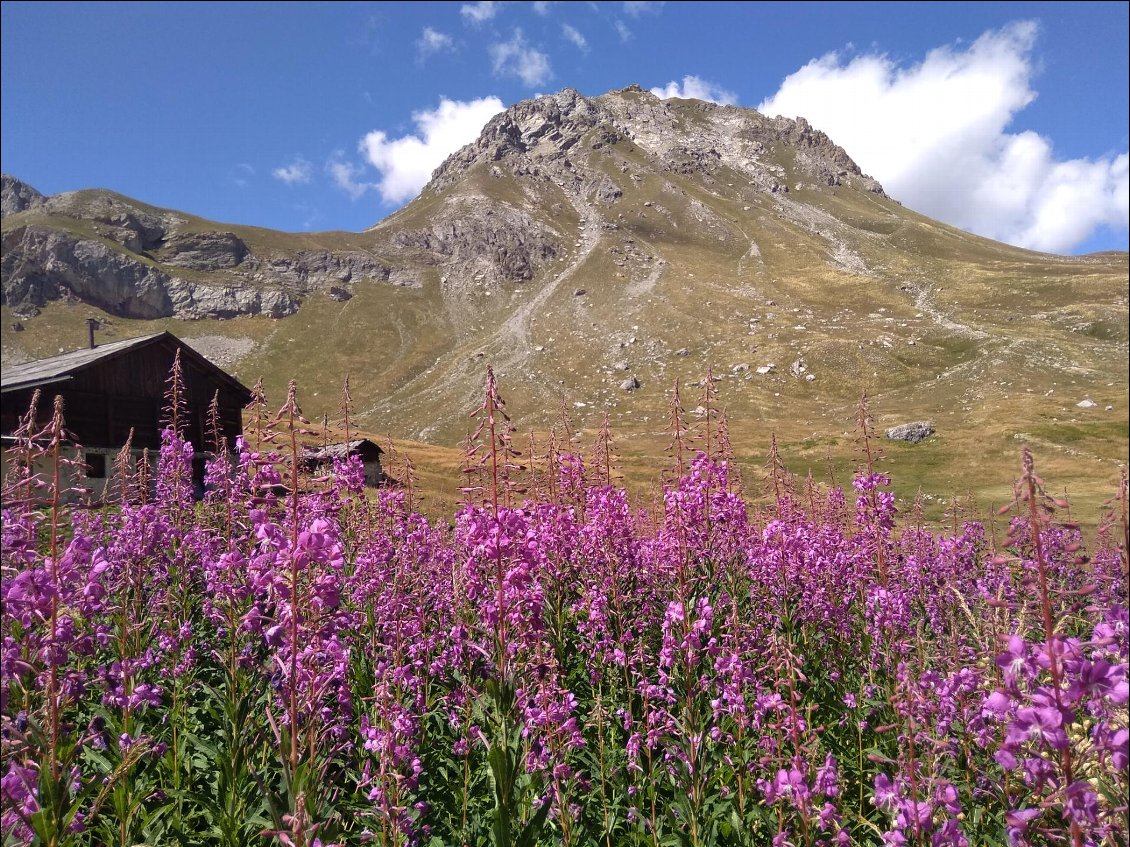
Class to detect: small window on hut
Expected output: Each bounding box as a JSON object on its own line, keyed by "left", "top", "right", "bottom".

{"left": 86, "top": 452, "right": 107, "bottom": 478}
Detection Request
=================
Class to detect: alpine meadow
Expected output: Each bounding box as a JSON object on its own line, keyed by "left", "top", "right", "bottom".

{"left": 1, "top": 57, "right": 1128, "bottom": 847}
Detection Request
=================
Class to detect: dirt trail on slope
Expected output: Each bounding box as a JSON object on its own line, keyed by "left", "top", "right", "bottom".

{"left": 493, "top": 193, "right": 604, "bottom": 362}
{"left": 362, "top": 191, "right": 606, "bottom": 440}
{"left": 912, "top": 283, "right": 989, "bottom": 340}
{"left": 624, "top": 235, "right": 667, "bottom": 301}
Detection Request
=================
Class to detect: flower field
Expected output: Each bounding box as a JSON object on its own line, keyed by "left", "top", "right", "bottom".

{"left": 2, "top": 367, "right": 1127, "bottom": 847}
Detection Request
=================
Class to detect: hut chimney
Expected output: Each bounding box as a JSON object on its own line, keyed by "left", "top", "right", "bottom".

{"left": 86, "top": 317, "right": 98, "bottom": 349}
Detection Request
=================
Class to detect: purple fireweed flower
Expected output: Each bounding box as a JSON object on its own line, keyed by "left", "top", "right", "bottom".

{"left": 995, "top": 747, "right": 1019, "bottom": 770}
{"left": 1108, "top": 727, "right": 1128, "bottom": 770}
{"left": 1005, "top": 807, "right": 1042, "bottom": 843}
{"left": 1067, "top": 658, "right": 1127, "bottom": 705}
{"left": 997, "top": 636, "right": 1037, "bottom": 687}
{"left": 1063, "top": 781, "right": 1101, "bottom": 827}
{"left": 873, "top": 773, "right": 899, "bottom": 812}
{"left": 815, "top": 754, "right": 839, "bottom": 797}
{"left": 931, "top": 818, "right": 969, "bottom": 847}
{"left": 935, "top": 782, "right": 961, "bottom": 816}
{"left": 895, "top": 797, "right": 933, "bottom": 832}
{"left": 0, "top": 760, "right": 38, "bottom": 840}
{"left": 1006, "top": 705, "right": 1069, "bottom": 751}
{"left": 983, "top": 690, "right": 1013, "bottom": 719}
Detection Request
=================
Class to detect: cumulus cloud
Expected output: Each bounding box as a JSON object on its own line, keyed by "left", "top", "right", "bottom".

{"left": 359, "top": 96, "right": 505, "bottom": 204}
{"left": 461, "top": 1, "right": 497, "bottom": 24}
{"left": 561, "top": 23, "right": 588, "bottom": 51}
{"left": 273, "top": 158, "right": 313, "bottom": 185}
{"left": 417, "top": 27, "right": 453, "bottom": 59}
{"left": 490, "top": 29, "right": 552, "bottom": 87}
{"left": 326, "top": 157, "right": 377, "bottom": 200}
{"left": 758, "top": 22, "right": 1129, "bottom": 254}
{"left": 651, "top": 75, "right": 737, "bottom": 105}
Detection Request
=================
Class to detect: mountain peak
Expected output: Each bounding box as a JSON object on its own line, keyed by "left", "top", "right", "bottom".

{"left": 422, "top": 86, "right": 884, "bottom": 204}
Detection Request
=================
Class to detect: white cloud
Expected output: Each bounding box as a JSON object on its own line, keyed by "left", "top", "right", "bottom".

{"left": 326, "top": 158, "right": 377, "bottom": 200}
{"left": 359, "top": 96, "right": 505, "bottom": 204}
{"left": 651, "top": 75, "right": 737, "bottom": 106}
{"left": 417, "top": 26, "right": 453, "bottom": 59}
{"left": 623, "top": 1, "right": 663, "bottom": 17}
{"left": 758, "top": 22, "right": 1129, "bottom": 254}
{"left": 532, "top": 1, "right": 551, "bottom": 15}
{"left": 461, "top": 1, "right": 497, "bottom": 24}
{"left": 613, "top": 20, "right": 632, "bottom": 42}
{"left": 489, "top": 29, "right": 552, "bottom": 87}
{"left": 273, "top": 158, "right": 313, "bottom": 185}
{"left": 561, "top": 23, "right": 588, "bottom": 51}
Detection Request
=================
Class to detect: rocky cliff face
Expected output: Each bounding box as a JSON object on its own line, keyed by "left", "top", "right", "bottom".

{"left": 0, "top": 177, "right": 412, "bottom": 319}
{"left": 0, "top": 224, "right": 301, "bottom": 319}
{"left": 428, "top": 86, "right": 884, "bottom": 198}
{"left": 390, "top": 201, "right": 559, "bottom": 283}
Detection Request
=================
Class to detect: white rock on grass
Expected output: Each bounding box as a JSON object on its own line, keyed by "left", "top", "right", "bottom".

{"left": 886, "top": 422, "right": 934, "bottom": 444}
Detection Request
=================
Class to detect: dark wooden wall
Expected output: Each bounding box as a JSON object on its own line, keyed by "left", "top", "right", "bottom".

{"left": 1, "top": 341, "right": 245, "bottom": 452}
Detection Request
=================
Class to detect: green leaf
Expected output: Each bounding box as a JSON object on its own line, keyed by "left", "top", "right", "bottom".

{"left": 515, "top": 795, "right": 552, "bottom": 847}
{"left": 728, "top": 808, "right": 743, "bottom": 839}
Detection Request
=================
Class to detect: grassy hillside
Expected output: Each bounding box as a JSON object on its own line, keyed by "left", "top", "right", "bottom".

{"left": 3, "top": 89, "right": 1126, "bottom": 523}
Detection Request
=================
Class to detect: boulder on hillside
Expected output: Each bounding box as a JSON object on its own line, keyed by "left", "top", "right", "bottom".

{"left": 886, "top": 422, "right": 934, "bottom": 444}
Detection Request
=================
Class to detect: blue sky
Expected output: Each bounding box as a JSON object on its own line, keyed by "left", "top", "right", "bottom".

{"left": 2, "top": 1, "right": 1127, "bottom": 254}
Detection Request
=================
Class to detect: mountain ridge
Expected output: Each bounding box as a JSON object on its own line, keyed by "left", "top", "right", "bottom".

{"left": 1, "top": 85, "right": 900, "bottom": 323}
{"left": 2, "top": 85, "right": 1126, "bottom": 516}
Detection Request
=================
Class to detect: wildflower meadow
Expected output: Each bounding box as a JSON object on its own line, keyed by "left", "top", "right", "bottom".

{"left": 2, "top": 361, "right": 1127, "bottom": 847}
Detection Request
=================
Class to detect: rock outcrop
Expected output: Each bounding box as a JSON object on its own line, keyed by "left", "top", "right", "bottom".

{"left": 429, "top": 87, "right": 884, "bottom": 202}
{"left": 886, "top": 422, "right": 935, "bottom": 444}
{"left": 161, "top": 232, "right": 250, "bottom": 270}
{"left": 1, "top": 185, "right": 414, "bottom": 318}
{"left": 0, "top": 224, "right": 298, "bottom": 320}
{"left": 391, "top": 200, "right": 557, "bottom": 285}
{"left": 1, "top": 175, "right": 45, "bottom": 217}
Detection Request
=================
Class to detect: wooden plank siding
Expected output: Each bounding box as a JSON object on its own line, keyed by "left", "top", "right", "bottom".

{"left": 1, "top": 334, "right": 247, "bottom": 454}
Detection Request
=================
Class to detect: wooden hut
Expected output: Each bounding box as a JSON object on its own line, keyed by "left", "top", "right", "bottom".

{"left": 301, "top": 439, "right": 385, "bottom": 487}
{"left": 1, "top": 331, "right": 251, "bottom": 499}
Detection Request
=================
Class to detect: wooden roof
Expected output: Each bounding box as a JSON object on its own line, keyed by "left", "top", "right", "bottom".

{"left": 1, "top": 331, "right": 251, "bottom": 401}
{"left": 301, "top": 439, "right": 384, "bottom": 461}
{"left": 300, "top": 440, "right": 384, "bottom": 460}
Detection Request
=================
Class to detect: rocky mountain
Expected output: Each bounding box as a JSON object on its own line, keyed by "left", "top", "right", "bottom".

{"left": 1, "top": 87, "right": 883, "bottom": 323}
{"left": 0, "top": 177, "right": 414, "bottom": 320}
{"left": 3, "top": 85, "right": 1127, "bottom": 511}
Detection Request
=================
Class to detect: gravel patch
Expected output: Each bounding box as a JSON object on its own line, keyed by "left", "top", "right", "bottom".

{"left": 183, "top": 335, "right": 257, "bottom": 369}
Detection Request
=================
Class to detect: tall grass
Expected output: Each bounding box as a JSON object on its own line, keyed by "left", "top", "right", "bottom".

{"left": 1, "top": 367, "right": 1126, "bottom": 847}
